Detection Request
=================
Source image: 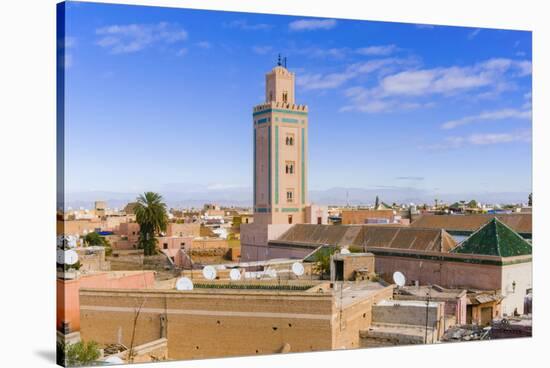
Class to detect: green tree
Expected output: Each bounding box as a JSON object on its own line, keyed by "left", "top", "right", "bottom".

{"left": 62, "top": 340, "right": 101, "bottom": 366}
{"left": 83, "top": 232, "right": 112, "bottom": 256}
{"left": 374, "top": 195, "right": 380, "bottom": 209}
{"left": 528, "top": 193, "right": 533, "bottom": 206}
{"left": 134, "top": 192, "right": 168, "bottom": 256}
{"left": 313, "top": 247, "right": 337, "bottom": 279}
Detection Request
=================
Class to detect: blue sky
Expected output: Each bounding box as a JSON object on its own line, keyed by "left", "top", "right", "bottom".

{"left": 63, "top": 1, "right": 532, "bottom": 200}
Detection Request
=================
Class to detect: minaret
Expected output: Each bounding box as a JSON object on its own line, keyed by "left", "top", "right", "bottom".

{"left": 253, "top": 58, "right": 308, "bottom": 225}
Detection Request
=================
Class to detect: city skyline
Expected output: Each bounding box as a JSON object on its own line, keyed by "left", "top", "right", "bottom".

{"left": 63, "top": 1, "right": 532, "bottom": 203}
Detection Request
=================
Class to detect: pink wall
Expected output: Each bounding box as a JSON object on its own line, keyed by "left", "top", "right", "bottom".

{"left": 57, "top": 271, "right": 155, "bottom": 332}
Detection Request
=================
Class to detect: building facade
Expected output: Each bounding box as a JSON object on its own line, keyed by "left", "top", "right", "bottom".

{"left": 253, "top": 63, "right": 308, "bottom": 225}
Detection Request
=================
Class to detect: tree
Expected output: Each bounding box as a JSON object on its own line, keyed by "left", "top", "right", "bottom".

{"left": 83, "top": 232, "right": 112, "bottom": 256}
{"left": 374, "top": 195, "right": 380, "bottom": 209}
{"left": 62, "top": 340, "right": 101, "bottom": 366}
{"left": 528, "top": 193, "right": 533, "bottom": 206}
{"left": 134, "top": 192, "right": 168, "bottom": 256}
{"left": 313, "top": 247, "right": 337, "bottom": 279}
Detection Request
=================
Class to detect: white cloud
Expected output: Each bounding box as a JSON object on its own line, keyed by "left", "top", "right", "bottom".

{"left": 372, "top": 58, "right": 530, "bottom": 98}
{"left": 415, "top": 24, "right": 435, "bottom": 29}
{"left": 177, "top": 48, "right": 188, "bottom": 57}
{"left": 297, "top": 58, "right": 409, "bottom": 91}
{"left": 252, "top": 46, "right": 273, "bottom": 55}
{"left": 468, "top": 28, "right": 482, "bottom": 40}
{"left": 64, "top": 54, "right": 73, "bottom": 69}
{"left": 298, "top": 56, "right": 530, "bottom": 114}
{"left": 224, "top": 20, "right": 272, "bottom": 31}
{"left": 423, "top": 130, "right": 531, "bottom": 149}
{"left": 288, "top": 19, "right": 337, "bottom": 31}
{"left": 65, "top": 36, "right": 77, "bottom": 48}
{"left": 196, "top": 41, "right": 211, "bottom": 49}
{"left": 441, "top": 108, "right": 532, "bottom": 130}
{"left": 95, "top": 22, "right": 188, "bottom": 54}
{"left": 356, "top": 45, "right": 397, "bottom": 56}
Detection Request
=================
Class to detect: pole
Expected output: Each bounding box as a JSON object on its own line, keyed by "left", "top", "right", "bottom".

{"left": 425, "top": 286, "right": 431, "bottom": 344}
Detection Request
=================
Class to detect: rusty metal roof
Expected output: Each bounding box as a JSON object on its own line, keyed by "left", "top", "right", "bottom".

{"left": 274, "top": 224, "right": 456, "bottom": 253}
{"left": 410, "top": 214, "right": 532, "bottom": 234}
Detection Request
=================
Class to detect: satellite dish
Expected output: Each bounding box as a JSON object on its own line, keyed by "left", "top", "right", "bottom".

{"left": 104, "top": 356, "right": 124, "bottom": 364}
{"left": 340, "top": 248, "right": 351, "bottom": 255}
{"left": 176, "top": 277, "right": 194, "bottom": 291}
{"left": 67, "top": 236, "right": 77, "bottom": 248}
{"left": 229, "top": 269, "right": 241, "bottom": 281}
{"left": 64, "top": 249, "right": 79, "bottom": 265}
{"left": 393, "top": 271, "right": 406, "bottom": 287}
{"left": 56, "top": 249, "right": 65, "bottom": 264}
{"left": 202, "top": 265, "right": 217, "bottom": 280}
{"left": 292, "top": 262, "right": 305, "bottom": 276}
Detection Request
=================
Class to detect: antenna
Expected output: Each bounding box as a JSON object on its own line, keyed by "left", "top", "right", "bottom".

{"left": 393, "top": 271, "right": 406, "bottom": 287}
{"left": 283, "top": 57, "right": 287, "bottom": 68}
{"left": 202, "top": 265, "right": 217, "bottom": 280}
{"left": 292, "top": 262, "right": 304, "bottom": 277}
{"left": 229, "top": 268, "right": 241, "bottom": 281}
{"left": 175, "top": 277, "right": 194, "bottom": 291}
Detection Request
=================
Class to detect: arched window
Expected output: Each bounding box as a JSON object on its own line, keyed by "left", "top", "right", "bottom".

{"left": 283, "top": 91, "right": 288, "bottom": 103}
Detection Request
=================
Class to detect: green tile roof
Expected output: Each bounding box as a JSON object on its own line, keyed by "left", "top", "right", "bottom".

{"left": 451, "top": 218, "right": 532, "bottom": 257}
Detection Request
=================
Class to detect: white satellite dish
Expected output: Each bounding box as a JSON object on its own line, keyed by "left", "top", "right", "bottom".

{"left": 56, "top": 249, "right": 65, "bottom": 264}
{"left": 340, "top": 248, "right": 351, "bottom": 255}
{"left": 393, "top": 271, "right": 406, "bottom": 287}
{"left": 202, "top": 265, "right": 217, "bottom": 280}
{"left": 176, "top": 277, "right": 194, "bottom": 291}
{"left": 292, "top": 262, "right": 305, "bottom": 276}
{"left": 229, "top": 269, "right": 241, "bottom": 281}
{"left": 104, "top": 356, "right": 124, "bottom": 365}
{"left": 64, "top": 249, "right": 79, "bottom": 265}
{"left": 67, "top": 236, "right": 77, "bottom": 248}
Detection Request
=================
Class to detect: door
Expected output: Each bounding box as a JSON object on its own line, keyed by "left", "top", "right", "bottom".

{"left": 480, "top": 307, "right": 493, "bottom": 326}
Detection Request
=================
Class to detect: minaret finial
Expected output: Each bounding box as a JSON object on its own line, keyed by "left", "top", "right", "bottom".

{"left": 277, "top": 53, "right": 281, "bottom": 66}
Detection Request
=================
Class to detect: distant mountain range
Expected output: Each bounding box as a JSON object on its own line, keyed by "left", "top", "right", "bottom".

{"left": 63, "top": 186, "right": 529, "bottom": 210}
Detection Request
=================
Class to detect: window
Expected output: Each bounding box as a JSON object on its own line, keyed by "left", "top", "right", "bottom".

{"left": 288, "top": 215, "right": 293, "bottom": 224}
{"left": 317, "top": 217, "right": 322, "bottom": 224}
{"left": 180, "top": 242, "right": 185, "bottom": 248}
{"left": 285, "top": 134, "right": 294, "bottom": 146}
{"left": 163, "top": 243, "right": 168, "bottom": 249}
{"left": 283, "top": 91, "right": 288, "bottom": 103}
{"left": 286, "top": 189, "right": 294, "bottom": 203}
{"left": 285, "top": 161, "right": 295, "bottom": 174}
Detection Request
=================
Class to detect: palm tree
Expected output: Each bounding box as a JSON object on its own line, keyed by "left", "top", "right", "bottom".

{"left": 134, "top": 192, "right": 168, "bottom": 256}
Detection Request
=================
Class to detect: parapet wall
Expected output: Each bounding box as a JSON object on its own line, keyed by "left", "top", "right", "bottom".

{"left": 79, "top": 288, "right": 335, "bottom": 360}
{"left": 253, "top": 101, "right": 308, "bottom": 114}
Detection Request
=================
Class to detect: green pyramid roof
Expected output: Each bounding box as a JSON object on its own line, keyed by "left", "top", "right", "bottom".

{"left": 451, "top": 218, "right": 532, "bottom": 257}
